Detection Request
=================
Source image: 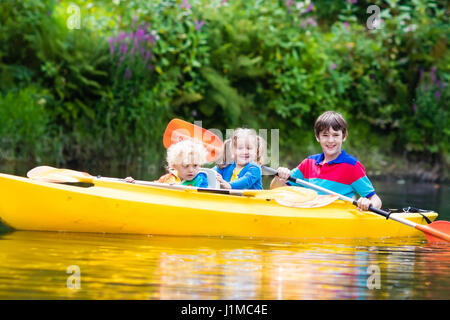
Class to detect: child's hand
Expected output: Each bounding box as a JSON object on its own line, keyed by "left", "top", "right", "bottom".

{"left": 220, "top": 180, "right": 232, "bottom": 189}
{"left": 124, "top": 176, "right": 135, "bottom": 183}
{"left": 356, "top": 197, "right": 372, "bottom": 211}
{"left": 215, "top": 172, "right": 225, "bottom": 183}
{"left": 214, "top": 172, "right": 231, "bottom": 189}
{"left": 276, "top": 167, "right": 291, "bottom": 183}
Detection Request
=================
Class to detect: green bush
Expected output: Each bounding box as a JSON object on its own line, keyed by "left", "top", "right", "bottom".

{"left": 0, "top": 0, "right": 448, "bottom": 176}
{"left": 0, "top": 86, "right": 60, "bottom": 162}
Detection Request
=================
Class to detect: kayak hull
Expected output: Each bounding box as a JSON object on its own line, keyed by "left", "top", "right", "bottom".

{"left": 0, "top": 173, "right": 438, "bottom": 239}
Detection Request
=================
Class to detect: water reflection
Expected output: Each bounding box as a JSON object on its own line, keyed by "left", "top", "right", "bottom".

{"left": 0, "top": 231, "right": 449, "bottom": 299}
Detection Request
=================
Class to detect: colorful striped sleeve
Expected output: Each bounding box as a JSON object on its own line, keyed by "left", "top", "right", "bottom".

{"left": 350, "top": 162, "right": 376, "bottom": 198}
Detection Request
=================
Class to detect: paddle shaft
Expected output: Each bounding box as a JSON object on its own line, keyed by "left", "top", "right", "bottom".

{"left": 95, "top": 176, "right": 247, "bottom": 196}
{"left": 27, "top": 166, "right": 253, "bottom": 198}
{"left": 262, "top": 166, "right": 418, "bottom": 228}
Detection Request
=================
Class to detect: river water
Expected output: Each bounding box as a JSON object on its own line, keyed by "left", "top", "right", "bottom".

{"left": 0, "top": 165, "right": 449, "bottom": 300}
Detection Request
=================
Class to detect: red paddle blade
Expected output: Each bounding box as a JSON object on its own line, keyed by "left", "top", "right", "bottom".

{"left": 163, "top": 119, "right": 223, "bottom": 162}
{"left": 416, "top": 221, "right": 450, "bottom": 243}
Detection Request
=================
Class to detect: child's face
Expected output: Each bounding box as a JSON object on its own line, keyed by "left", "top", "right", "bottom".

{"left": 173, "top": 163, "right": 201, "bottom": 181}
{"left": 234, "top": 136, "right": 257, "bottom": 166}
{"left": 316, "top": 127, "right": 347, "bottom": 158}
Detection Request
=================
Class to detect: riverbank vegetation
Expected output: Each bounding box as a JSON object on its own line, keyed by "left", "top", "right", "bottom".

{"left": 0, "top": 0, "right": 448, "bottom": 180}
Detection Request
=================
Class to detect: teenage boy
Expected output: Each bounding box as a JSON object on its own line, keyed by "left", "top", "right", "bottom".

{"left": 270, "top": 111, "right": 382, "bottom": 211}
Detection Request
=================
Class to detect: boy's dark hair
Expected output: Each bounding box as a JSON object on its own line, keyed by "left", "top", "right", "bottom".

{"left": 314, "top": 111, "right": 348, "bottom": 138}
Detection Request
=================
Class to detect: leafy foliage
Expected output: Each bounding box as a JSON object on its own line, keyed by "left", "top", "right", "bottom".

{"left": 0, "top": 0, "right": 448, "bottom": 176}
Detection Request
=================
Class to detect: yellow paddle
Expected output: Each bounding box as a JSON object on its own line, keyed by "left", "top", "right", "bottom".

{"left": 26, "top": 166, "right": 321, "bottom": 203}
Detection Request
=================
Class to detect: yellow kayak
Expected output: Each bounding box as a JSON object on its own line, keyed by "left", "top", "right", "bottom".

{"left": 0, "top": 173, "right": 438, "bottom": 239}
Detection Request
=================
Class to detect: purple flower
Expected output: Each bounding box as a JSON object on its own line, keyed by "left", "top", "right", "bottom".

{"left": 121, "top": 43, "right": 128, "bottom": 55}
{"left": 145, "top": 50, "right": 151, "bottom": 62}
{"left": 430, "top": 71, "right": 436, "bottom": 82}
{"left": 285, "top": 0, "right": 294, "bottom": 7}
{"left": 118, "top": 32, "right": 127, "bottom": 42}
{"left": 301, "top": 17, "right": 317, "bottom": 28}
{"left": 353, "top": 0, "right": 357, "bottom": 3}
{"left": 435, "top": 90, "right": 441, "bottom": 100}
{"left": 108, "top": 37, "right": 115, "bottom": 55}
{"left": 343, "top": 21, "right": 349, "bottom": 30}
{"left": 420, "top": 68, "right": 424, "bottom": 80}
{"left": 195, "top": 20, "right": 205, "bottom": 31}
{"left": 304, "top": 3, "right": 314, "bottom": 13}
{"left": 412, "top": 103, "right": 417, "bottom": 112}
{"left": 180, "top": 0, "right": 191, "bottom": 10}
{"left": 136, "top": 27, "right": 145, "bottom": 40}
{"left": 431, "top": 66, "right": 436, "bottom": 74}
{"left": 124, "top": 68, "right": 132, "bottom": 79}
{"left": 330, "top": 63, "right": 337, "bottom": 71}
{"left": 147, "top": 34, "right": 155, "bottom": 44}
{"left": 370, "top": 73, "right": 375, "bottom": 80}
{"left": 436, "top": 80, "right": 441, "bottom": 88}
{"left": 192, "top": 110, "right": 198, "bottom": 117}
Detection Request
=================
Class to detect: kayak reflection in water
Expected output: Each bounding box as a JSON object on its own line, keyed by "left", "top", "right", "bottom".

{"left": 213, "top": 128, "right": 265, "bottom": 190}
{"left": 125, "top": 139, "right": 209, "bottom": 188}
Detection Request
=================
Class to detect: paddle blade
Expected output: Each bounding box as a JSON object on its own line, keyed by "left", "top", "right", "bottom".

{"left": 163, "top": 119, "right": 223, "bottom": 162}
{"left": 276, "top": 194, "right": 340, "bottom": 208}
{"left": 247, "top": 186, "right": 317, "bottom": 202}
{"left": 416, "top": 221, "right": 450, "bottom": 243}
{"left": 27, "top": 166, "right": 94, "bottom": 184}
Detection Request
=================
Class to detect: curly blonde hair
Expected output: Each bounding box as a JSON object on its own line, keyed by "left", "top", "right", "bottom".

{"left": 166, "top": 139, "right": 208, "bottom": 168}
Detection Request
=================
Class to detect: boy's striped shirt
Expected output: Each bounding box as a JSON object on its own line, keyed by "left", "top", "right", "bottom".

{"left": 287, "top": 150, "right": 376, "bottom": 199}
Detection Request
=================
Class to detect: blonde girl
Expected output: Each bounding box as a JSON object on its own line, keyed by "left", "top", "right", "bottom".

{"left": 213, "top": 128, "right": 265, "bottom": 190}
